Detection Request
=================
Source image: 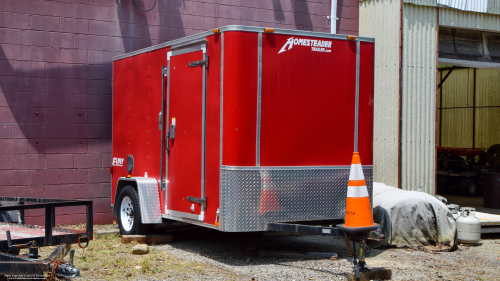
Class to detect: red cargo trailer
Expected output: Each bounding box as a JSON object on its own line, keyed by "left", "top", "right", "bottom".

{"left": 111, "top": 26, "right": 375, "bottom": 235}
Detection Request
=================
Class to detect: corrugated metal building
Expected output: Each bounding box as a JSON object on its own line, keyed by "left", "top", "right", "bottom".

{"left": 359, "top": 0, "right": 500, "bottom": 194}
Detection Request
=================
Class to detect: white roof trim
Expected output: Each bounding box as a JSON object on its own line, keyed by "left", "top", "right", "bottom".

{"left": 439, "top": 58, "right": 500, "bottom": 69}
{"left": 437, "top": 0, "right": 488, "bottom": 13}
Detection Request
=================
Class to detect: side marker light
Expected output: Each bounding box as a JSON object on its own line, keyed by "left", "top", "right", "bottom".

{"left": 264, "top": 28, "right": 275, "bottom": 33}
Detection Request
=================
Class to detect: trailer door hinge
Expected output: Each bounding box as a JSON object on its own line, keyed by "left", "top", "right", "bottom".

{"left": 189, "top": 58, "right": 208, "bottom": 68}
{"left": 162, "top": 67, "right": 168, "bottom": 75}
{"left": 186, "top": 196, "right": 206, "bottom": 206}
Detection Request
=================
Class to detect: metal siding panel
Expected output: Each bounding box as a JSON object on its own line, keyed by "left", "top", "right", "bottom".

{"left": 401, "top": 4, "right": 437, "bottom": 193}
{"left": 359, "top": 0, "right": 402, "bottom": 187}
{"left": 441, "top": 69, "right": 474, "bottom": 108}
{"left": 475, "top": 107, "right": 500, "bottom": 148}
{"left": 440, "top": 108, "right": 474, "bottom": 147}
{"left": 219, "top": 167, "right": 373, "bottom": 232}
{"left": 222, "top": 32, "right": 259, "bottom": 166}
{"left": 488, "top": 1, "right": 500, "bottom": 15}
{"left": 438, "top": 68, "right": 500, "bottom": 150}
{"left": 402, "top": 0, "right": 500, "bottom": 15}
{"left": 404, "top": 0, "right": 438, "bottom": 7}
{"left": 438, "top": 69, "right": 474, "bottom": 148}
{"left": 260, "top": 34, "right": 357, "bottom": 166}
{"left": 440, "top": 7, "right": 500, "bottom": 32}
{"left": 475, "top": 68, "right": 500, "bottom": 107}
{"left": 475, "top": 68, "right": 500, "bottom": 148}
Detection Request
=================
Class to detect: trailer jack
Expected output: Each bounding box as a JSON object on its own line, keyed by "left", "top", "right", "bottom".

{"left": 267, "top": 222, "right": 392, "bottom": 280}
{"left": 341, "top": 230, "right": 391, "bottom": 281}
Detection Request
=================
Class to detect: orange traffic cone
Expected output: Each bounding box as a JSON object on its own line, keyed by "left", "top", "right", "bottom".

{"left": 337, "top": 152, "right": 378, "bottom": 231}
{"left": 259, "top": 170, "right": 281, "bottom": 214}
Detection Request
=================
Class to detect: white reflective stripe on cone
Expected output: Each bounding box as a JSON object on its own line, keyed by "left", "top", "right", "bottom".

{"left": 347, "top": 185, "right": 369, "bottom": 198}
{"left": 348, "top": 163, "right": 365, "bottom": 181}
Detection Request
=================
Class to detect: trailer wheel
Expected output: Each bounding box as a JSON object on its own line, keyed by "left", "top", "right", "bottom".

{"left": 117, "top": 185, "right": 144, "bottom": 235}
{"left": 459, "top": 179, "right": 479, "bottom": 197}
{"left": 486, "top": 144, "right": 500, "bottom": 165}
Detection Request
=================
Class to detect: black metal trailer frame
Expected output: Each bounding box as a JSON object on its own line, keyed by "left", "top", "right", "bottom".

{"left": 0, "top": 197, "right": 93, "bottom": 279}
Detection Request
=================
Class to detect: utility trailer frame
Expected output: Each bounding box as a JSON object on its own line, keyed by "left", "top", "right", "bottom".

{"left": 0, "top": 197, "right": 93, "bottom": 279}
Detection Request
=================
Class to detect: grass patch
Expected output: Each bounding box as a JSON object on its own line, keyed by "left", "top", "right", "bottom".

{"left": 36, "top": 228, "right": 243, "bottom": 280}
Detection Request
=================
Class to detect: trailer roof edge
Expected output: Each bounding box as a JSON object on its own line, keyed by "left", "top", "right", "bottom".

{"left": 112, "top": 25, "right": 375, "bottom": 62}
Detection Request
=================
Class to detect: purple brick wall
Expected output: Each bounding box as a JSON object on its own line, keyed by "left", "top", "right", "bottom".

{"left": 0, "top": 0, "right": 358, "bottom": 226}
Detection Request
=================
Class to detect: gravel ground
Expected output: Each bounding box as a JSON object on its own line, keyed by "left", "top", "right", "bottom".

{"left": 147, "top": 226, "right": 500, "bottom": 281}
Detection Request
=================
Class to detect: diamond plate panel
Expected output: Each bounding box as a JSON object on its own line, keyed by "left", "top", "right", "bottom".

{"left": 136, "top": 178, "right": 162, "bottom": 224}
{"left": 220, "top": 168, "right": 373, "bottom": 232}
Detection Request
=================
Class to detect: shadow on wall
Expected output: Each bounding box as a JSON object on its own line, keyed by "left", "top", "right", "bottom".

{"left": 0, "top": 0, "right": 185, "bottom": 154}
{"left": 291, "top": 0, "right": 313, "bottom": 31}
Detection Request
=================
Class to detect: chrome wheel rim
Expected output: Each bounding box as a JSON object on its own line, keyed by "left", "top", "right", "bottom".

{"left": 120, "top": 196, "right": 134, "bottom": 232}
{"left": 469, "top": 183, "right": 476, "bottom": 195}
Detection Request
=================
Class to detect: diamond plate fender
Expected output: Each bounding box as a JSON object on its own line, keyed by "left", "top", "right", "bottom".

{"left": 114, "top": 177, "right": 162, "bottom": 224}
{"left": 219, "top": 167, "right": 373, "bottom": 232}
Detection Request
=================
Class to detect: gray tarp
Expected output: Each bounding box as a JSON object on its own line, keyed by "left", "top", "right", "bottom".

{"left": 372, "top": 183, "right": 457, "bottom": 250}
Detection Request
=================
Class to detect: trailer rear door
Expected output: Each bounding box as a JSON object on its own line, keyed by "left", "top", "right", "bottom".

{"left": 164, "top": 43, "right": 207, "bottom": 221}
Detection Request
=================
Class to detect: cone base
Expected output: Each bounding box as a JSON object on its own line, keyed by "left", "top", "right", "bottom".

{"left": 344, "top": 196, "right": 375, "bottom": 228}
{"left": 336, "top": 223, "right": 379, "bottom": 233}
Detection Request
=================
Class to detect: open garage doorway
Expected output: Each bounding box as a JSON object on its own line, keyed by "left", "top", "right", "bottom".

{"left": 436, "top": 26, "right": 500, "bottom": 213}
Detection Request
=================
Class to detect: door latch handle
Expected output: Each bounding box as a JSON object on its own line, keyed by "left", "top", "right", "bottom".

{"left": 158, "top": 112, "right": 162, "bottom": 130}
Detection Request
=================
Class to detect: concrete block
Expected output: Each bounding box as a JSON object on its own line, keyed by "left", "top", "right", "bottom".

{"left": 14, "top": 30, "right": 45, "bottom": 46}
{"left": 45, "top": 123, "right": 75, "bottom": 139}
{"left": 75, "top": 124, "right": 102, "bottom": 139}
{"left": 29, "top": 15, "right": 60, "bottom": 32}
{"left": 58, "top": 139, "right": 88, "bottom": 154}
{"left": 44, "top": 1, "right": 74, "bottom": 17}
{"left": 60, "top": 47, "right": 90, "bottom": 64}
{"left": 88, "top": 168, "right": 110, "bottom": 183}
{"left": 132, "top": 244, "right": 149, "bottom": 255}
{"left": 74, "top": 183, "right": 103, "bottom": 199}
{"left": 45, "top": 154, "right": 74, "bottom": 169}
{"left": 13, "top": 0, "right": 44, "bottom": 15}
{"left": 30, "top": 46, "right": 60, "bottom": 62}
{"left": 60, "top": 169, "right": 88, "bottom": 184}
{"left": 75, "top": 4, "right": 102, "bottom": 20}
{"left": 45, "top": 32, "right": 74, "bottom": 48}
{"left": 0, "top": 139, "right": 29, "bottom": 154}
{"left": 15, "top": 154, "right": 45, "bottom": 170}
{"left": 44, "top": 93, "right": 74, "bottom": 108}
{"left": 74, "top": 153, "right": 102, "bottom": 168}
{"left": 89, "top": 20, "right": 116, "bottom": 36}
{"left": 88, "top": 109, "right": 111, "bottom": 124}
{"left": 0, "top": 123, "right": 15, "bottom": 139}
{"left": 88, "top": 50, "right": 114, "bottom": 65}
{"left": 0, "top": 12, "right": 29, "bottom": 29}
{"left": 0, "top": 44, "right": 30, "bottom": 60}
{"left": 45, "top": 184, "right": 74, "bottom": 199}
{"left": 58, "top": 109, "right": 88, "bottom": 124}
{"left": 30, "top": 169, "right": 59, "bottom": 185}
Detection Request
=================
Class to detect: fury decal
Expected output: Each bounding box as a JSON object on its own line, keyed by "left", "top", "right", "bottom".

{"left": 278, "top": 37, "right": 333, "bottom": 54}
{"left": 112, "top": 157, "right": 124, "bottom": 167}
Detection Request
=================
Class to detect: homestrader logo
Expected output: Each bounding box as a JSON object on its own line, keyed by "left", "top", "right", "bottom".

{"left": 278, "top": 37, "right": 332, "bottom": 54}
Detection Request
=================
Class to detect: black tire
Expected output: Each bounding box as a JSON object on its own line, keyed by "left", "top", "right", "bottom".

{"left": 459, "top": 179, "right": 479, "bottom": 196}
{"left": 486, "top": 144, "right": 500, "bottom": 165}
{"left": 117, "top": 185, "right": 147, "bottom": 235}
{"left": 491, "top": 158, "right": 500, "bottom": 173}
{"left": 437, "top": 176, "right": 448, "bottom": 194}
{"left": 477, "top": 152, "right": 487, "bottom": 166}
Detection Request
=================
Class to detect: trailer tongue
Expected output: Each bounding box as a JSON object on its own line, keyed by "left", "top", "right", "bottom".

{"left": 111, "top": 25, "right": 389, "bottom": 278}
